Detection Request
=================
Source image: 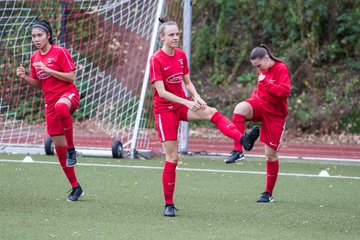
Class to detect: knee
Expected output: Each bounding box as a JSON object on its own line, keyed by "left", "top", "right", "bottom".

{"left": 206, "top": 106, "right": 218, "bottom": 119}
{"left": 51, "top": 136, "right": 67, "bottom": 147}
{"left": 166, "top": 155, "right": 179, "bottom": 164}
{"left": 264, "top": 145, "right": 278, "bottom": 161}
{"left": 234, "top": 102, "right": 244, "bottom": 113}
{"left": 265, "top": 151, "right": 278, "bottom": 161}
{"left": 234, "top": 102, "right": 251, "bottom": 116}
{"left": 164, "top": 149, "right": 179, "bottom": 163}
{"left": 55, "top": 102, "right": 69, "bottom": 116}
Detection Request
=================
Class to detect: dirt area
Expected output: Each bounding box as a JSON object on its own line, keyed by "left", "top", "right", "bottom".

{"left": 188, "top": 127, "right": 360, "bottom": 145}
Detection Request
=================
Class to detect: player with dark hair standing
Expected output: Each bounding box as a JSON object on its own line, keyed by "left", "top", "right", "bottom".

{"left": 226, "top": 44, "right": 291, "bottom": 203}
{"left": 16, "top": 19, "right": 84, "bottom": 201}
{"left": 149, "top": 16, "right": 260, "bottom": 217}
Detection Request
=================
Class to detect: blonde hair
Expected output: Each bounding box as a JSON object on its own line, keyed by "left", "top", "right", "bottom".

{"left": 158, "top": 15, "right": 177, "bottom": 35}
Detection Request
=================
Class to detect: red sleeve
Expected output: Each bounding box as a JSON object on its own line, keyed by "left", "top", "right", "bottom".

{"left": 30, "top": 54, "right": 37, "bottom": 79}
{"left": 149, "top": 54, "right": 163, "bottom": 83}
{"left": 262, "top": 63, "right": 291, "bottom": 98}
{"left": 182, "top": 51, "right": 190, "bottom": 75}
{"left": 58, "top": 47, "right": 76, "bottom": 73}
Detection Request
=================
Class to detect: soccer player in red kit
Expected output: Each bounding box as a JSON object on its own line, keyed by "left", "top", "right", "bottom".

{"left": 226, "top": 44, "right": 291, "bottom": 203}
{"left": 149, "top": 16, "right": 260, "bottom": 217}
{"left": 16, "top": 20, "right": 84, "bottom": 201}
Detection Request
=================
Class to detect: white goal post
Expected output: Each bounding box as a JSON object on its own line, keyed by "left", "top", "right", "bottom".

{"left": 0, "top": 0, "right": 187, "bottom": 158}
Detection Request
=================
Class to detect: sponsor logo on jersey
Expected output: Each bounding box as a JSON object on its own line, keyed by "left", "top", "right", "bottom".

{"left": 36, "top": 70, "right": 51, "bottom": 80}
{"left": 166, "top": 72, "right": 183, "bottom": 83}
{"left": 164, "top": 66, "right": 171, "bottom": 70}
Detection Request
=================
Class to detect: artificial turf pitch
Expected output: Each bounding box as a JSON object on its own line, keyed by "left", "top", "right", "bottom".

{"left": 1, "top": 153, "right": 359, "bottom": 240}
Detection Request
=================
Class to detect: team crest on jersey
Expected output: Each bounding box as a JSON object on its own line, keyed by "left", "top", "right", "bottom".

{"left": 48, "top": 58, "right": 55, "bottom": 64}
{"left": 178, "top": 59, "right": 184, "bottom": 68}
{"left": 270, "top": 79, "right": 276, "bottom": 84}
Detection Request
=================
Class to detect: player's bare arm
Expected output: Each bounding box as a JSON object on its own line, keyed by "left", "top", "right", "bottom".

{"left": 16, "top": 64, "right": 41, "bottom": 89}
{"left": 153, "top": 80, "right": 202, "bottom": 112}
{"left": 183, "top": 74, "right": 207, "bottom": 110}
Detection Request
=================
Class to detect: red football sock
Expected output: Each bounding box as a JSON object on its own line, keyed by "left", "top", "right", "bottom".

{"left": 210, "top": 111, "right": 242, "bottom": 143}
{"left": 55, "top": 103, "right": 74, "bottom": 148}
{"left": 232, "top": 113, "right": 246, "bottom": 151}
{"left": 55, "top": 146, "right": 79, "bottom": 188}
{"left": 265, "top": 160, "right": 279, "bottom": 194}
{"left": 162, "top": 161, "right": 177, "bottom": 205}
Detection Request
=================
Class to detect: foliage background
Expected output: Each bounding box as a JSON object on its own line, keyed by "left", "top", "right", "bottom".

{"left": 1, "top": 0, "right": 359, "bottom": 135}
{"left": 190, "top": 0, "right": 359, "bottom": 134}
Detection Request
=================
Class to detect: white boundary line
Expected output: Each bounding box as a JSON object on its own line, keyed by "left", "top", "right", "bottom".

{"left": 1, "top": 159, "right": 360, "bottom": 180}
{"left": 199, "top": 152, "right": 360, "bottom": 163}
{"left": 1, "top": 146, "right": 360, "bottom": 162}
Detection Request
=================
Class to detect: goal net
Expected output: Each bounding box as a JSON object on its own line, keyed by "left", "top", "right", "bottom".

{"left": 0, "top": 0, "right": 183, "bottom": 157}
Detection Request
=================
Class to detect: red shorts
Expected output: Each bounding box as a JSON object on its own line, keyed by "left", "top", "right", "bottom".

{"left": 154, "top": 105, "right": 189, "bottom": 142}
{"left": 45, "top": 91, "right": 80, "bottom": 136}
{"left": 246, "top": 98, "right": 286, "bottom": 151}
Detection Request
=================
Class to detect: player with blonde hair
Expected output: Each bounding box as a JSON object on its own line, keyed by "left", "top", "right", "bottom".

{"left": 149, "top": 16, "right": 259, "bottom": 217}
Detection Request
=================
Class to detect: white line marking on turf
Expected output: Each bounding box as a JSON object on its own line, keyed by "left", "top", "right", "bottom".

{"left": 203, "top": 153, "right": 360, "bottom": 162}
{"left": 1, "top": 159, "right": 360, "bottom": 180}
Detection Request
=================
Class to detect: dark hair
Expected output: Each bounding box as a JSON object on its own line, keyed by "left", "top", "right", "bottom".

{"left": 31, "top": 19, "right": 54, "bottom": 44}
{"left": 250, "top": 44, "right": 282, "bottom": 62}
{"left": 158, "top": 15, "right": 177, "bottom": 35}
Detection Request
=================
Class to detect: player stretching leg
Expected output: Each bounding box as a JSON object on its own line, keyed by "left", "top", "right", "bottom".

{"left": 149, "top": 16, "right": 259, "bottom": 217}
{"left": 227, "top": 44, "right": 291, "bottom": 203}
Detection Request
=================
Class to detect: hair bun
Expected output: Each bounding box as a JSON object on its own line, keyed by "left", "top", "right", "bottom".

{"left": 158, "top": 16, "right": 169, "bottom": 23}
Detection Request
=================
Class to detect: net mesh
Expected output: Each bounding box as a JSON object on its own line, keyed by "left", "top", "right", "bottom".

{"left": 0, "top": 0, "right": 183, "bottom": 151}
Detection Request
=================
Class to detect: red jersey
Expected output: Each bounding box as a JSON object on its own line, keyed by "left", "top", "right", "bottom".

{"left": 149, "top": 48, "right": 190, "bottom": 113}
{"left": 251, "top": 61, "right": 291, "bottom": 117}
{"left": 30, "top": 45, "right": 77, "bottom": 104}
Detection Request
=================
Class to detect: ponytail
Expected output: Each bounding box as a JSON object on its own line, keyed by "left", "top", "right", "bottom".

{"left": 250, "top": 44, "right": 282, "bottom": 62}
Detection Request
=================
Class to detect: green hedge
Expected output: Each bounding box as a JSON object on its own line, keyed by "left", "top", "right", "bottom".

{"left": 191, "top": 0, "right": 360, "bottom": 133}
